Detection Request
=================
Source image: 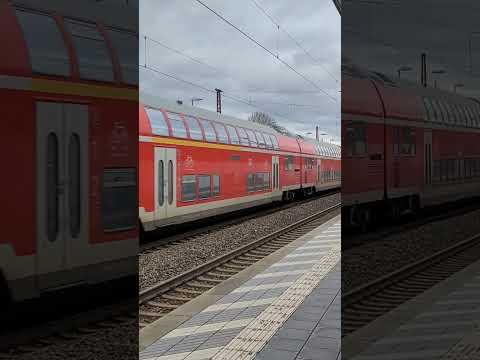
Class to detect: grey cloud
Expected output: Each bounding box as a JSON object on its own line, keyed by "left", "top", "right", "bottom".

{"left": 140, "top": 0, "right": 340, "bottom": 141}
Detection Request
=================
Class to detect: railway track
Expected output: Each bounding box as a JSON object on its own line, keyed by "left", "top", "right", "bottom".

{"left": 141, "top": 189, "right": 339, "bottom": 254}
{"left": 139, "top": 202, "right": 341, "bottom": 328}
{"left": 342, "top": 232, "right": 480, "bottom": 337}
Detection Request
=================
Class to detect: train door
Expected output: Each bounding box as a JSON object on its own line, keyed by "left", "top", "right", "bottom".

{"left": 154, "top": 147, "right": 177, "bottom": 224}
{"left": 36, "top": 102, "right": 89, "bottom": 290}
{"left": 424, "top": 130, "right": 432, "bottom": 187}
{"left": 272, "top": 155, "right": 280, "bottom": 191}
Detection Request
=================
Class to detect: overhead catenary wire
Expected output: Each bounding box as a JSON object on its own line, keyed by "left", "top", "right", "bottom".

{"left": 249, "top": 0, "right": 339, "bottom": 84}
{"left": 140, "top": 64, "right": 292, "bottom": 121}
{"left": 194, "top": 0, "right": 337, "bottom": 103}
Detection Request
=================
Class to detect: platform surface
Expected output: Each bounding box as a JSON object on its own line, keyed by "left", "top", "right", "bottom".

{"left": 140, "top": 215, "right": 341, "bottom": 360}
{"left": 344, "top": 257, "right": 480, "bottom": 360}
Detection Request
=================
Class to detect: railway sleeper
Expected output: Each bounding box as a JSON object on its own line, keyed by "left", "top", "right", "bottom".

{"left": 207, "top": 271, "right": 231, "bottom": 278}
{"left": 175, "top": 287, "right": 204, "bottom": 295}
{"left": 196, "top": 276, "right": 223, "bottom": 283}
{"left": 222, "top": 263, "right": 245, "bottom": 270}
{"left": 162, "top": 294, "right": 192, "bottom": 302}
{"left": 147, "top": 301, "right": 178, "bottom": 309}
{"left": 187, "top": 281, "right": 214, "bottom": 289}
{"left": 215, "top": 266, "right": 240, "bottom": 274}
{"left": 230, "top": 259, "right": 253, "bottom": 266}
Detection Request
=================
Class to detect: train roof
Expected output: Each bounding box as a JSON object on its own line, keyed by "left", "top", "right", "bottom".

{"left": 342, "top": 64, "right": 480, "bottom": 128}
{"left": 140, "top": 92, "right": 341, "bottom": 158}
{"left": 11, "top": 0, "right": 137, "bottom": 31}
{"left": 140, "top": 92, "right": 278, "bottom": 135}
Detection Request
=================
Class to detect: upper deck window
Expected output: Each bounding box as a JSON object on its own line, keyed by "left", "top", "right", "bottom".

{"left": 269, "top": 135, "right": 280, "bottom": 150}
{"left": 346, "top": 125, "right": 366, "bottom": 156}
{"left": 166, "top": 112, "right": 187, "bottom": 138}
{"left": 226, "top": 125, "right": 240, "bottom": 145}
{"left": 65, "top": 19, "right": 114, "bottom": 82}
{"left": 146, "top": 108, "right": 169, "bottom": 136}
{"left": 106, "top": 28, "right": 137, "bottom": 85}
{"left": 255, "top": 131, "right": 266, "bottom": 148}
{"left": 237, "top": 128, "right": 250, "bottom": 146}
{"left": 184, "top": 116, "right": 203, "bottom": 140}
{"left": 15, "top": 9, "right": 70, "bottom": 76}
{"left": 264, "top": 133, "right": 274, "bottom": 149}
{"left": 246, "top": 130, "right": 258, "bottom": 147}
{"left": 214, "top": 123, "right": 229, "bottom": 144}
{"left": 200, "top": 119, "right": 217, "bottom": 142}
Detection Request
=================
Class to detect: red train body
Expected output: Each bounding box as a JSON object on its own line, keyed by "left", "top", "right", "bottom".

{"left": 139, "top": 94, "right": 341, "bottom": 231}
{"left": 342, "top": 65, "right": 480, "bottom": 228}
{"left": 0, "top": 1, "right": 138, "bottom": 302}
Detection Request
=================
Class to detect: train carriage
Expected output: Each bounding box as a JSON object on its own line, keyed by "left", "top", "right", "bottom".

{"left": 0, "top": 0, "right": 138, "bottom": 303}
{"left": 342, "top": 64, "right": 480, "bottom": 228}
{"left": 139, "top": 94, "right": 341, "bottom": 231}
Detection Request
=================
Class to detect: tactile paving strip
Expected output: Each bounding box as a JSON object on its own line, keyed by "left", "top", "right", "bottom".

{"left": 212, "top": 247, "right": 341, "bottom": 360}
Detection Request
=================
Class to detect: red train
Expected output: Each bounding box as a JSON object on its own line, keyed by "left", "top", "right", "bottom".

{"left": 342, "top": 64, "right": 480, "bottom": 229}
{"left": 0, "top": 1, "right": 138, "bottom": 303}
{"left": 139, "top": 94, "right": 341, "bottom": 231}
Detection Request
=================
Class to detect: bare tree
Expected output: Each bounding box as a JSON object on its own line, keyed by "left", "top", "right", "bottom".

{"left": 248, "top": 112, "right": 290, "bottom": 135}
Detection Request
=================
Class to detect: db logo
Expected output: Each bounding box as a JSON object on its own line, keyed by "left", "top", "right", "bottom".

{"left": 185, "top": 155, "right": 194, "bottom": 168}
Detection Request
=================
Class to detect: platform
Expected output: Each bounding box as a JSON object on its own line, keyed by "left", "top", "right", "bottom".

{"left": 344, "top": 257, "right": 480, "bottom": 360}
{"left": 139, "top": 215, "right": 341, "bottom": 360}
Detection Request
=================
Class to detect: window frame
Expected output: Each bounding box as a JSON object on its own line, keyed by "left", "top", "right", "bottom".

{"left": 199, "top": 119, "right": 218, "bottom": 142}
{"left": 181, "top": 175, "right": 197, "bottom": 202}
{"left": 213, "top": 122, "right": 230, "bottom": 144}
{"left": 166, "top": 112, "right": 188, "bottom": 139}
{"left": 184, "top": 115, "right": 204, "bottom": 141}
{"left": 197, "top": 174, "right": 212, "bottom": 199}
{"left": 226, "top": 125, "right": 240, "bottom": 145}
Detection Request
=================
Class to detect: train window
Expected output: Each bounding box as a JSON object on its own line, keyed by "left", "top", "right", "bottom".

{"left": 212, "top": 175, "right": 220, "bottom": 196}
{"left": 423, "top": 98, "right": 433, "bottom": 121}
{"left": 65, "top": 19, "right": 114, "bottom": 82}
{"left": 181, "top": 175, "right": 196, "bottom": 202}
{"left": 226, "top": 125, "right": 240, "bottom": 145}
{"left": 167, "top": 112, "right": 188, "bottom": 138}
{"left": 158, "top": 160, "right": 164, "bottom": 205}
{"left": 198, "top": 175, "right": 211, "bottom": 199}
{"left": 304, "top": 158, "right": 314, "bottom": 170}
{"left": 247, "top": 173, "right": 255, "bottom": 192}
{"left": 184, "top": 116, "right": 204, "bottom": 140}
{"left": 346, "top": 125, "right": 366, "bottom": 155}
{"left": 433, "top": 160, "right": 440, "bottom": 182}
{"left": 466, "top": 106, "right": 475, "bottom": 127}
{"left": 214, "top": 123, "right": 229, "bottom": 144}
{"left": 47, "top": 133, "right": 59, "bottom": 242}
{"left": 255, "top": 131, "right": 266, "bottom": 148}
{"left": 246, "top": 130, "right": 258, "bottom": 147}
{"left": 264, "top": 133, "right": 274, "bottom": 149}
{"left": 285, "top": 155, "right": 294, "bottom": 171}
{"left": 69, "top": 133, "right": 81, "bottom": 238}
{"left": 434, "top": 100, "right": 446, "bottom": 123}
{"left": 200, "top": 119, "right": 217, "bottom": 142}
{"left": 106, "top": 28, "right": 137, "bottom": 85}
{"left": 237, "top": 128, "right": 250, "bottom": 146}
{"left": 453, "top": 104, "right": 463, "bottom": 125}
{"left": 15, "top": 9, "right": 70, "bottom": 76}
{"left": 255, "top": 173, "right": 264, "bottom": 190}
{"left": 400, "top": 127, "right": 416, "bottom": 155}
{"left": 270, "top": 135, "right": 280, "bottom": 150}
{"left": 102, "top": 168, "right": 137, "bottom": 231}
{"left": 146, "top": 108, "right": 170, "bottom": 136}
{"left": 263, "top": 173, "right": 270, "bottom": 189}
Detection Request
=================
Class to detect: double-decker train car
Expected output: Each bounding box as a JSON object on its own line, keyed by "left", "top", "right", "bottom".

{"left": 139, "top": 94, "right": 341, "bottom": 231}
{"left": 0, "top": 1, "right": 138, "bottom": 303}
{"left": 342, "top": 64, "right": 480, "bottom": 229}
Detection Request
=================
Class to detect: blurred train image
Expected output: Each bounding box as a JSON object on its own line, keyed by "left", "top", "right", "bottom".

{"left": 0, "top": 1, "right": 138, "bottom": 304}
{"left": 342, "top": 64, "right": 480, "bottom": 229}
{"left": 139, "top": 94, "right": 341, "bottom": 231}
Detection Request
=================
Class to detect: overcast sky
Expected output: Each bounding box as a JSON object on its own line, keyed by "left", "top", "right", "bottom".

{"left": 343, "top": 0, "right": 480, "bottom": 98}
{"left": 139, "top": 0, "right": 340, "bottom": 143}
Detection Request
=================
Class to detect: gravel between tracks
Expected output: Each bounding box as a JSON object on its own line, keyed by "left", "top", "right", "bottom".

{"left": 343, "top": 208, "right": 480, "bottom": 292}
{"left": 139, "top": 192, "right": 340, "bottom": 291}
{"left": 4, "top": 319, "right": 138, "bottom": 360}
